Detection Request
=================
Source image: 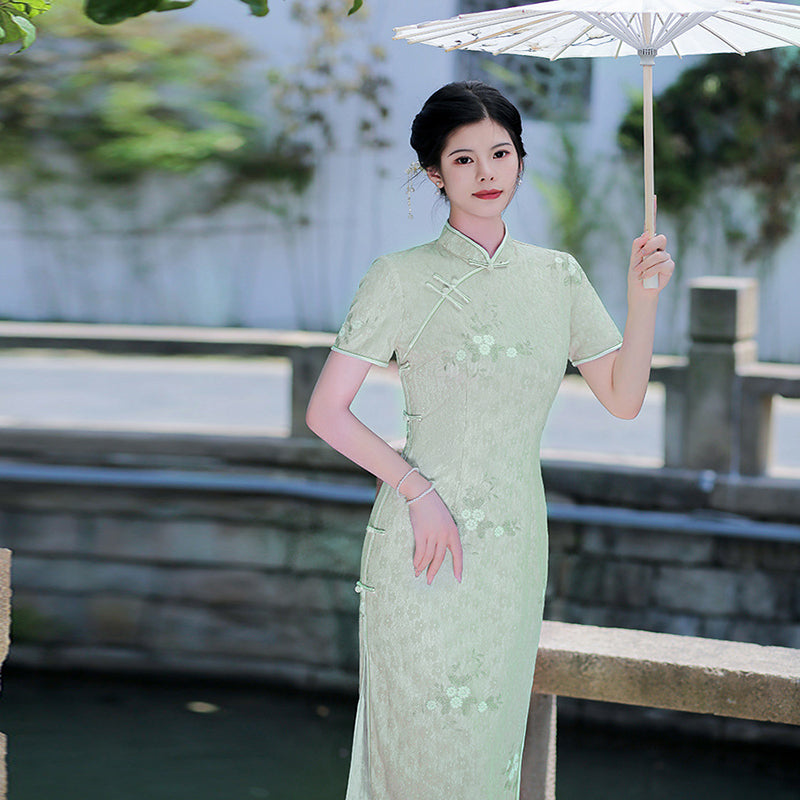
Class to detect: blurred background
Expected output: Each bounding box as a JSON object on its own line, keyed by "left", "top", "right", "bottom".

{"left": 0, "top": 1, "right": 799, "bottom": 799}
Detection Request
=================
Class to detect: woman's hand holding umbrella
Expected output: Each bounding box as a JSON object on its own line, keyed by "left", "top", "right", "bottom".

{"left": 629, "top": 230, "right": 674, "bottom": 298}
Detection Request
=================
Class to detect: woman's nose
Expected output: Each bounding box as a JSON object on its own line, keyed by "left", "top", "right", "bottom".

{"left": 478, "top": 163, "right": 495, "bottom": 182}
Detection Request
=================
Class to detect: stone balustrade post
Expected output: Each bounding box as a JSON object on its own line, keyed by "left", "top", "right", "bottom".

{"left": 679, "top": 277, "right": 758, "bottom": 472}
{"left": 1, "top": 548, "right": 10, "bottom": 800}
{"left": 520, "top": 692, "right": 557, "bottom": 800}
{"left": 288, "top": 345, "right": 332, "bottom": 438}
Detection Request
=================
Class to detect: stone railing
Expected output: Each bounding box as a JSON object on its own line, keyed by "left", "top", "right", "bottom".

{"left": 1, "top": 275, "right": 798, "bottom": 475}
{"left": 521, "top": 621, "right": 800, "bottom": 800}
{"left": 2, "top": 541, "right": 796, "bottom": 799}
{"left": 0, "top": 322, "right": 331, "bottom": 440}
{"left": 1, "top": 548, "right": 10, "bottom": 800}
{"left": 658, "top": 277, "right": 800, "bottom": 475}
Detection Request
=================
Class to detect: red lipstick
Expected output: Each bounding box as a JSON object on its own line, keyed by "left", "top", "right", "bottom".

{"left": 473, "top": 189, "right": 502, "bottom": 199}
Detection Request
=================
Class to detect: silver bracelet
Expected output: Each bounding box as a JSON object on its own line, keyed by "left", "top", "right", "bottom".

{"left": 395, "top": 466, "right": 419, "bottom": 498}
{"left": 407, "top": 482, "right": 436, "bottom": 505}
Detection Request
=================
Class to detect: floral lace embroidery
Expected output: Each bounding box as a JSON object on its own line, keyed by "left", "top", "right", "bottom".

{"left": 460, "top": 489, "right": 520, "bottom": 539}
{"left": 503, "top": 750, "right": 521, "bottom": 790}
{"left": 447, "top": 321, "right": 534, "bottom": 367}
{"left": 553, "top": 253, "right": 583, "bottom": 286}
{"left": 335, "top": 311, "right": 366, "bottom": 347}
{"left": 424, "top": 651, "right": 501, "bottom": 716}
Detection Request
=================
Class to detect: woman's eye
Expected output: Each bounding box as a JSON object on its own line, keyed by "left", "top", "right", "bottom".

{"left": 455, "top": 156, "right": 472, "bottom": 165}
{"left": 494, "top": 149, "right": 510, "bottom": 159}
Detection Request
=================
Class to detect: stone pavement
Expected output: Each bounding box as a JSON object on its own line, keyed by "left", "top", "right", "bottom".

{"left": 1, "top": 351, "right": 798, "bottom": 471}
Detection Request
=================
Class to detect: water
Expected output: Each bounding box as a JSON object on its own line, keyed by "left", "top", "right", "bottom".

{"left": 2, "top": 670, "right": 798, "bottom": 800}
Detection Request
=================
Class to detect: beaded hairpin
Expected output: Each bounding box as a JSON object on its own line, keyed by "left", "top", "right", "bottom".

{"left": 405, "top": 160, "right": 423, "bottom": 219}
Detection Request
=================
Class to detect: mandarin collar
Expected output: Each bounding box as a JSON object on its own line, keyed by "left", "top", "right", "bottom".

{"left": 436, "top": 221, "right": 512, "bottom": 270}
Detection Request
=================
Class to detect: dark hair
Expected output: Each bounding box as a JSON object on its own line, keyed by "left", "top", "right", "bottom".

{"left": 410, "top": 81, "right": 526, "bottom": 177}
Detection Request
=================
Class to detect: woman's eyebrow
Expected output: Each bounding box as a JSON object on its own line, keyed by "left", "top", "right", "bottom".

{"left": 446, "top": 142, "right": 513, "bottom": 157}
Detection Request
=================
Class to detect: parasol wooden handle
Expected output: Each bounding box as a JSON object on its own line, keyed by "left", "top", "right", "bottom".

{"left": 642, "top": 36, "right": 659, "bottom": 290}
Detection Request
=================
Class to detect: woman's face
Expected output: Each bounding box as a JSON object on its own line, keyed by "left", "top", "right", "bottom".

{"left": 426, "top": 117, "right": 521, "bottom": 225}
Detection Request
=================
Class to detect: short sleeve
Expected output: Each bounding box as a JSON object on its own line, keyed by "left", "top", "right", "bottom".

{"left": 331, "top": 256, "right": 403, "bottom": 368}
{"left": 565, "top": 253, "right": 623, "bottom": 366}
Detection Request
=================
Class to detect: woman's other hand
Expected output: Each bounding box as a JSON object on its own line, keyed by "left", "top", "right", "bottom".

{"left": 408, "top": 489, "right": 463, "bottom": 586}
{"left": 628, "top": 232, "right": 674, "bottom": 298}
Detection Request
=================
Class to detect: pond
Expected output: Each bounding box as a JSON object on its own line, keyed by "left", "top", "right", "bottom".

{"left": 1, "top": 669, "right": 798, "bottom": 800}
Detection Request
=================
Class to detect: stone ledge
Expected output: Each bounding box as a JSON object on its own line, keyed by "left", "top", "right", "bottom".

{"left": 543, "top": 459, "right": 800, "bottom": 521}
{"left": 739, "top": 362, "right": 800, "bottom": 398}
{"left": 534, "top": 620, "right": 800, "bottom": 725}
{"left": 0, "top": 549, "right": 9, "bottom": 668}
{"left": 0, "top": 429, "right": 798, "bottom": 520}
{"left": 0, "top": 321, "right": 335, "bottom": 356}
{"left": 7, "top": 643, "right": 359, "bottom": 693}
{"left": 0, "top": 426, "right": 358, "bottom": 472}
{"left": 1, "top": 548, "right": 8, "bottom": 800}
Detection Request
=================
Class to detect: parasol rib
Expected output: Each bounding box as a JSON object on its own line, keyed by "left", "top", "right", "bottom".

{"left": 442, "top": 15, "right": 565, "bottom": 52}
{"left": 492, "top": 15, "right": 584, "bottom": 53}
{"left": 729, "top": 6, "right": 800, "bottom": 22}
{"left": 727, "top": 11, "right": 800, "bottom": 33}
{"left": 652, "top": 12, "right": 712, "bottom": 48}
{"left": 396, "top": 17, "right": 526, "bottom": 43}
{"left": 394, "top": 10, "right": 529, "bottom": 40}
{"left": 575, "top": 12, "right": 643, "bottom": 50}
{"left": 551, "top": 23, "right": 598, "bottom": 59}
{"left": 697, "top": 21, "right": 747, "bottom": 53}
{"left": 730, "top": 9, "right": 800, "bottom": 32}
{"left": 715, "top": 12, "right": 800, "bottom": 47}
{"left": 492, "top": 17, "right": 581, "bottom": 55}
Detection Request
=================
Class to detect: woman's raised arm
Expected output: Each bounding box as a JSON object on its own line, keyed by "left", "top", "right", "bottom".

{"left": 578, "top": 231, "right": 674, "bottom": 419}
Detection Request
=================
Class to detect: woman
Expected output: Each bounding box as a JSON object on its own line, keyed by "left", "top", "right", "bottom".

{"left": 306, "top": 81, "right": 673, "bottom": 800}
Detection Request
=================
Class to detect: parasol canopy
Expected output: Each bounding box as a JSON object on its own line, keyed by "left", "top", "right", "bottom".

{"left": 393, "top": 0, "right": 800, "bottom": 60}
{"left": 394, "top": 0, "right": 800, "bottom": 286}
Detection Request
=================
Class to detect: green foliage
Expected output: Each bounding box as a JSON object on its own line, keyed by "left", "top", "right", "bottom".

{"left": 1, "top": 0, "right": 364, "bottom": 50}
{"left": 0, "top": 0, "right": 387, "bottom": 327}
{"left": 532, "top": 130, "right": 622, "bottom": 275}
{"left": 242, "top": 0, "right": 268, "bottom": 15}
{"left": 0, "top": 3, "right": 316, "bottom": 217}
{"left": 0, "top": 0, "right": 50, "bottom": 51}
{"left": 618, "top": 50, "right": 800, "bottom": 258}
{"left": 82, "top": 0, "right": 364, "bottom": 25}
{"left": 0, "top": 0, "right": 388, "bottom": 233}
{"left": 270, "top": 0, "right": 390, "bottom": 150}
{"left": 84, "top": 0, "right": 262, "bottom": 24}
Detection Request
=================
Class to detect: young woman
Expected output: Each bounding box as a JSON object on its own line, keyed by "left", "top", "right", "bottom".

{"left": 306, "top": 81, "right": 673, "bottom": 800}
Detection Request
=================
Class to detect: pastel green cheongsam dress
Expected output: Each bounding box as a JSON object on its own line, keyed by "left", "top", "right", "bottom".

{"left": 331, "top": 222, "right": 622, "bottom": 800}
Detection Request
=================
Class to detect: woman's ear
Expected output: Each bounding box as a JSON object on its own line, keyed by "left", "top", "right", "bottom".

{"left": 426, "top": 165, "right": 444, "bottom": 190}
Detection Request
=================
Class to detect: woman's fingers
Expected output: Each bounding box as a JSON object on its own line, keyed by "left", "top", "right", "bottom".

{"left": 632, "top": 232, "right": 667, "bottom": 263}
{"left": 413, "top": 529, "right": 463, "bottom": 584}
{"left": 450, "top": 534, "right": 463, "bottom": 583}
{"left": 408, "top": 491, "right": 463, "bottom": 585}
{"left": 638, "top": 250, "right": 671, "bottom": 273}
{"left": 426, "top": 541, "right": 446, "bottom": 584}
{"left": 643, "top": 233, "right": 667, "bottom": 254}
{"left": 414, "top": 535, "right": 436, "bottom": 576}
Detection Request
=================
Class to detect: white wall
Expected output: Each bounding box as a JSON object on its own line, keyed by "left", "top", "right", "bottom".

{"left": 1, "top": 0, "right": 796, "bottom": 362}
